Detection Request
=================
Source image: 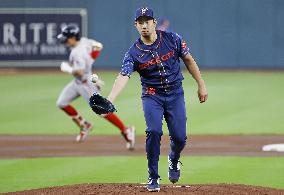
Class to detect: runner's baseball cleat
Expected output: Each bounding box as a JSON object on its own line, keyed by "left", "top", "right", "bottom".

{"left": 125, "top": 126, "right": 135, "bottom": 150}
{"left": 147, "top": 178, "right": 160, "bottom": 192}
{"left": 75, "top": 121, "right": 93, "bottom": 142}
{"left": 168, "top": 156, "right": 182, "bottom": 183}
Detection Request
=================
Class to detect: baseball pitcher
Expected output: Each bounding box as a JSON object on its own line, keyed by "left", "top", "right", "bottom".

{"left": 107, "top": 8, "right": 208, "bottom": 191}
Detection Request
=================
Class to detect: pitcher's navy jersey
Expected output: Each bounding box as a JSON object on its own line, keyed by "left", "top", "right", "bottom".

{"left": 121, "top": 30, "right": 190, "bottom": 90}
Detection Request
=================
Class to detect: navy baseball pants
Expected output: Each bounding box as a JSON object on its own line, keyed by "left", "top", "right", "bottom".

{"left": 142, "top": 84, "right": 187, "bottom": 179}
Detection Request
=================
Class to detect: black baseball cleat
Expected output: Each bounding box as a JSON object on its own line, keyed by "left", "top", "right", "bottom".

{"left": 168, "top": 156, "right": 182, "bottom": 183}
{"left": 147, "top": 177, "right": 160, "bottom": 192}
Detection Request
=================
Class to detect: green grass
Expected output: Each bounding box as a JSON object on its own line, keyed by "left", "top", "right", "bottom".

{"left": 1, "top": 71, "right": 283, "bottom": 193}
{"left": 0, "top": 71, "right": 284, "bottom": 135}
{"left": 0, "top": 156, "right": 284, "bottom": 193}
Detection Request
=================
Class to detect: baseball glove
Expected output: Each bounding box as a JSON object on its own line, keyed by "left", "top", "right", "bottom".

{"left": 89, "top": 93, "right": 117, "bottom": 115}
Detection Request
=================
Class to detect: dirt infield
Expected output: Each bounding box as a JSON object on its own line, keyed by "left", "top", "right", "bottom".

{"left": 4, "top": 183, "right": 284, "bottom": 195}
{"left": 1, "top": 135, "right": 284, "bottom": 159}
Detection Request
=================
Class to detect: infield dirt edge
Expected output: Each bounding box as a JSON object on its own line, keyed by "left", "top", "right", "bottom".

{"left": 4, "top": 183, "right": 284, "bottom": 195}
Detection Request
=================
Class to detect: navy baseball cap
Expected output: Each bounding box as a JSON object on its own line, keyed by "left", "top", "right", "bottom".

{"left": 135, "top": 7, "right": 154, "bottom": 21}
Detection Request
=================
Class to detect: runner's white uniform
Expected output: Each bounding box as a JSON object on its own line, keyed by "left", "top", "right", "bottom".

{"left": 56, "top": 37, "right": 102, "bottom": 108}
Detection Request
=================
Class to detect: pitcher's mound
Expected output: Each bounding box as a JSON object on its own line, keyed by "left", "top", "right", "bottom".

{"left": 5, "top": 183, "right": 284, "bottom": 195}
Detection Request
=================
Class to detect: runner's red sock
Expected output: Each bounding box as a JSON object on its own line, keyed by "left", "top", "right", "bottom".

{"left": 61, "top": 105, "right": 78, "bottom": 116}
{"left": 61, "top": 105, "right": 87, "bottom": 129}
{"left": 104, "top": 113, "right": 127, "bottom": 133}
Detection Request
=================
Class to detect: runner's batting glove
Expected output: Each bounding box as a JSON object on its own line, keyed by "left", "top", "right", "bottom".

{"left": 60, "top": 62, "right": 73, "bottom": 74}
{"left": 89, "top": 93, "right": 117, "bottom": 115}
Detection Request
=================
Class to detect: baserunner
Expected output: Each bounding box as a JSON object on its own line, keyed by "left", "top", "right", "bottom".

{"left": 56, "top": 25, "right": 135, "bottom": 150}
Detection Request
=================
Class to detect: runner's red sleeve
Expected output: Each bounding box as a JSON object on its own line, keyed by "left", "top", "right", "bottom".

{"left": 90, "top": 50, "right": 101, "bottom": 59}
